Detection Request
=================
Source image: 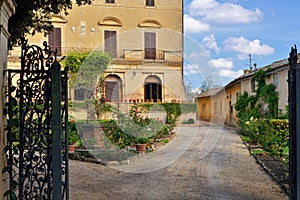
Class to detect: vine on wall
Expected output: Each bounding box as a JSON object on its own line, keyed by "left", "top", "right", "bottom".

{"left": 235, "top": 68, "right": 279, "bottom": 126}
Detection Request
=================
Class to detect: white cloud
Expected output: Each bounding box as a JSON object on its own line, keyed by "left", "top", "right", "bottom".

{"left": 189, "top": 0, "right": 220, "bottom": 16}
{"left": 184, "top": 60, "right": 243, "bottom": 80}
{"left": 223, "top": 36, "right": 275, "bottom": 57}
{"left": 207, "top": 58, "right": 243, "bottom": 79}
{"left": 202, "top": 34, "right": 220, "bottom": 54}
{"left": 205, "top": 4, "right": 262, "bottom": 24}
{"left": 207, "top": 58, "right": 233, "bottom": 70}
{"left": 189, "top": 0, "right": 263, "bottom": 24}
{"left": 184, "top": 64, "right": 200, "bottom": 75}
{"left": 188, "top": 51, "right": 210, "bottom": 59}
{"left": 184, "top": 14, "right": 210, "bottom": 33}
{"left": 218, "top": 69, "right": 244, "bottom": 79}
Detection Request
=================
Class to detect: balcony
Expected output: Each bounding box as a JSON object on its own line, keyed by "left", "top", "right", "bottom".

{"left": 62, "top": 47, "right": 182, "bottom": 65}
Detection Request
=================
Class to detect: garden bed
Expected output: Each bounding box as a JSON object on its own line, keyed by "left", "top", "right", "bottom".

{"left": 243, "top": 142, "right": 289, "bottom": 195}
{"left": 255, "top": 154, "right": 289, "bottom": 194}
{"left": 69, "top": 149, "right": 136, "bottom": 164}
{"left": 69, "top": 131, "right": 177, "bottom": 165}
{"left": 148, "top": 131, "right": 176, "bottom": 151}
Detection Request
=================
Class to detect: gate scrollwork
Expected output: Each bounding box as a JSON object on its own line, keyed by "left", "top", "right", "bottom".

{"left": 4, "top": 39, "right": 68, "bottom": 199}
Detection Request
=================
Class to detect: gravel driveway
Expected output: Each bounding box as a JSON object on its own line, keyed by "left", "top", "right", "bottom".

{"left": 69, "top": 123, "right": 288, "bottom": 200}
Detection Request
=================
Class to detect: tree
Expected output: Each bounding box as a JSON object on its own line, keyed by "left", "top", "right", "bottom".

{"left": 63, "top": 51, "right": 89, "bottom": 88}
{"left": 63, "top": 51, "right": 111, "bottom": 120}
{"left": 199, "top": 75, "right": 221, "bottom": 93}
{"left": 8, "top": 0, "right": 92, "bottom": 48}
{"left": 75, "top": 51, "right": 111, "bottom": 99}
{"left": 183, "top": 80, "right": 196, "bottom": 102}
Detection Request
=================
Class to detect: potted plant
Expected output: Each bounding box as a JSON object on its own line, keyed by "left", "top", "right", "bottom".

{"left": 103, "top": 104, "right": 166, "bottom": 152}
{"left": 134, "top": 137, "right": 149, "bottom": 152}
{"left": 68, "top": 119, "right": 81, "bottom": 152}
{"left": 123, "top": 104, "right": 164, "bottom": 152}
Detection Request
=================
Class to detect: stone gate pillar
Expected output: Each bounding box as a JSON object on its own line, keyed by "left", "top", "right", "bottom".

{"left": 0, "top": 0, "right": 15, "bottom": 197}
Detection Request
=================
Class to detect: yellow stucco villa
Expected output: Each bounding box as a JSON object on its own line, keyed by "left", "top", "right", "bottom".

{"left": 8, "top": 0, "right": 185, "bottom": 104}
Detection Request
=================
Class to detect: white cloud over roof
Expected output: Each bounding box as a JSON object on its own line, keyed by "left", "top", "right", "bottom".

{"left": 223, "top": 36, "right": 275, "bottom": 57}
{"left": 207, "top": 58, "right": 243, "bottom": 79}
{"left": 218, "top": 69, "right": 244, "bottom": 79}
{"left": 207, "top": 58, "right": 233, "bottom": 70}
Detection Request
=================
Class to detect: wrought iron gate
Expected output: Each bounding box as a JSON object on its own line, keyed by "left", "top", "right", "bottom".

{"left": 4, "top": 40, "right": 68, "bottom": 199}
{"left": 288, "top": 45, "right": 300, "bottom": 199}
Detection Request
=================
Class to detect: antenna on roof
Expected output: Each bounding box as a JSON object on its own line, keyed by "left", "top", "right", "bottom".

{"left": 249, "top": 54, "right": 253, "bottom": 71}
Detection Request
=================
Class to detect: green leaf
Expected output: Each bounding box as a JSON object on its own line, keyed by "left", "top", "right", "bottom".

{"left": 250, "top": 149, "right": 265, "bottom": 155}
{"left": 3, "top": 190, "right": 17, "bottom": 200}
{"left": 2, "top": 166, "right": 11, "bottom": 174}
{"left": 12, "top": 180, "right": 19, "bottom": 190}
{"left": 282, "top": 146, "right": 289, "bottom": 156}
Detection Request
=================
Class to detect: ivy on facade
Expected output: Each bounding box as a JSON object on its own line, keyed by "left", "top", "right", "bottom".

{"left": 235, "top": 68, "right": 279, "bottom": 125}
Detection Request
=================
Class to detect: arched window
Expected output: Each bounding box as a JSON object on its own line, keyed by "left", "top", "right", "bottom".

{"left": 103, "top": 75, "right": 122, "bottom": 102}
{"left": 144, "top": 75, "right": 162, "bottom": 102}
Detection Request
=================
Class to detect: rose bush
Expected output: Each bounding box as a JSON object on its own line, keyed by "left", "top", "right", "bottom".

{"left": 242, "top": 118, "right": 289, "bottom": 161}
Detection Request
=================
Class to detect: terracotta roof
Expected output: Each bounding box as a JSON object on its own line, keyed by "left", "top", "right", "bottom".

{"left": 225, "top": 57, "right": 291, "bottom": 89}
{"left": 197, "top": 87, "right": 224, "bottom": 98}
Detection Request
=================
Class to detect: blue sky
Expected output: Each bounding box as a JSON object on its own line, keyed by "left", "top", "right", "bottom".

{"left": 183, "top": 0, "right": 300, "bottom": 90}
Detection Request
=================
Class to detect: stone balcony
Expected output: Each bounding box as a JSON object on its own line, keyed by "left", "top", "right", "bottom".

{"left": 62, "top": 47, "right": 183, "bottom": 66}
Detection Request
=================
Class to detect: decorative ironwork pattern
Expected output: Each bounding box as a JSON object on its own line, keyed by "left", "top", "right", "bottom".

{"left": 5, "top": 39, "right": 68, "bottom": 199}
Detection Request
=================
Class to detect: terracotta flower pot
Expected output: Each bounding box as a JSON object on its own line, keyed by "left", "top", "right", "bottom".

{"left": 68, "top": 144, "right": 79, "bottom": 153}
{"left": 135, "top": 144, "right": 147, "bottom": 152}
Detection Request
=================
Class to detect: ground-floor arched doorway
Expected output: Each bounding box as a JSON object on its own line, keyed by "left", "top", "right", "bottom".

{"left": 144, "top": 75, "right": 162, "bottom": 102}
{"left": 103, "top": 74, "right": 123, "bottom": 102}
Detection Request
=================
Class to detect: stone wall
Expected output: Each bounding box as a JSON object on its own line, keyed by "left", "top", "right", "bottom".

{"left": 0, "top": 0, "right": 15, "bottom": 197}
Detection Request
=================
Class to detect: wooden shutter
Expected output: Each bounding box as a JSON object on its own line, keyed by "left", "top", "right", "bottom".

{"left": 48, "top": 27, "right": 61, "bottom": 55}
{"left": 144, "top": 32, "right": 156, "bottom": 59}
{"left": 105, "top": 81, "right": 119, "bottom": 102}
{"left": 104, "top": 30, "right": 117, "bottom": 58}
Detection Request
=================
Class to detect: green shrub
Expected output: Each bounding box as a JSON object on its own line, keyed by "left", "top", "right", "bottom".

{"left": 68, "top": 119, "right": 81, "bottom": 145}
{"left": 242, "top": 118, "right": 289, "bottom": 160}
{"left": 270, "top": 119, "right": 289, "bottom": 133}
{"left": 102, "top": 120, "right": 133, "bottom": 148}
{"left": 268, "top": 119, "right": 289, "bottom": 159}
{"left": 103, "top": 103, "right": 178, "bottom": 148}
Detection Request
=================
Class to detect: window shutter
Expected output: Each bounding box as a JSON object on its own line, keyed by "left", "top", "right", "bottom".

{"left": 104, "top": 30, "right": 117, "bottom": 58}
{"left": 48, "top": 27, "right": 62, "bottom": 55}
{"left": 49, "top": 31, "right": 54, "bottom": 49}
{"left": 144, "top": 32, "right": 156, "bottom": 59}
{"left": 55, "top": 28, "right": 62, "bottom": 55}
